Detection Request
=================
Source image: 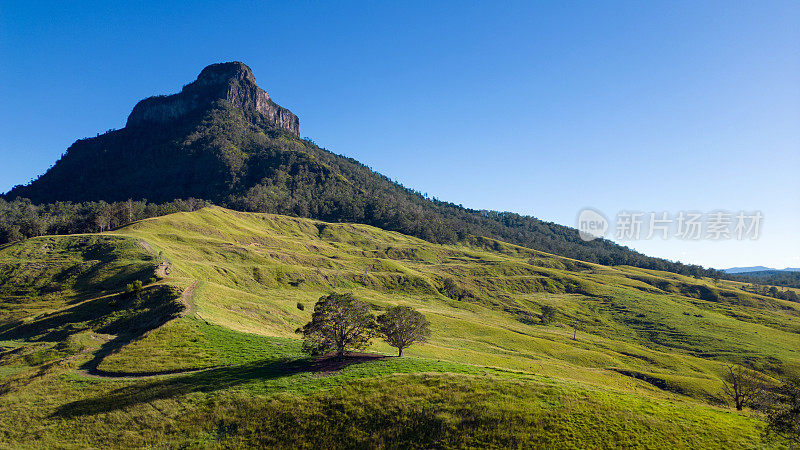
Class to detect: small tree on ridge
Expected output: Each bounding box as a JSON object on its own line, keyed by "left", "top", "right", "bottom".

{"left": 722, "top": 364, "right": 764, "bottom": 411}
{"left": 377, "top": 306, "right": 431, "bottom": 356}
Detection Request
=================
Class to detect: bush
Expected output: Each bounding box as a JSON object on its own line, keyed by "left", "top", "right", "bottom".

{"left": 540, "top": 305, "right": 557, "bottom": 325}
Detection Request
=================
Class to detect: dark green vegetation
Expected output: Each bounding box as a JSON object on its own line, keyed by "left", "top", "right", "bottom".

{"left": 377, "top": 305, "right": 431, "bottom": 356}
{"left": 299, "top": 293, "right": 376, "bottom": 357}
{"left": 763, "top": 378, "right": 800, "bottom": 445}
{"left": 298, "top": 295, "right": 430, "bottom": 358}
{"left": 734, "top": 270, "right": 800, "bottom": 290}
{"left": 2, "top": 63, "right": 729, "bottom": 280}
{"left": 0, "top": 197, "right": 207, "bottom": 243}
{"left": 1, "top": 207, "right": 798, "bottom": 447}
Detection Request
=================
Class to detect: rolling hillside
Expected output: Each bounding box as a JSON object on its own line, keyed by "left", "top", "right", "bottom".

{"left": 1, "top": 207, "right": 797, "bottom": 447}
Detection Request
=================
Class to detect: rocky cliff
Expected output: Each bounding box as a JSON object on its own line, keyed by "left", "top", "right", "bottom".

{"left": 126, "top": 62, "right": 299, "bottom": 135}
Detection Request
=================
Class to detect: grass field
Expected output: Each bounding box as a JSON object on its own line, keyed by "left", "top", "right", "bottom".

{"left": 1, "top": 206, "right": 797, "bottom": 447}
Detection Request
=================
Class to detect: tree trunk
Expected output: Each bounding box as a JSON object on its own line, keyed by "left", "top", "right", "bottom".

{"left": 398, "top": 347, "right": 403, "bottom": 357}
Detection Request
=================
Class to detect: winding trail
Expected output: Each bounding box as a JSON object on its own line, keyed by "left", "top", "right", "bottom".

{"left": 179, "top": 281, "right": 199, "bottom": 317}
{"left": 70, "top": 242, "right": 202, "bottom": 380}
{"left": 139, "top": 240, "right": 171, "bottom": 278}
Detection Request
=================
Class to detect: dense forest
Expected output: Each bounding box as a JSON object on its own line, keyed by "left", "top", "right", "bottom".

{"left": 0, "top": 101, "right": 732, "bottom": 282}
{"left": 732, "top": 271, "right": 800, "bottom": 290}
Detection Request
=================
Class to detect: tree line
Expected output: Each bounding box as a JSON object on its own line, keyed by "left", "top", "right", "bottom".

{"left": 0, "top": 197, "right": 208, "bottom": 244}
{"left": 740, "top": 283, "right": 800, "bottom": 302}
{"left": 732, "top": 271, "right": 800, "bottom": 290}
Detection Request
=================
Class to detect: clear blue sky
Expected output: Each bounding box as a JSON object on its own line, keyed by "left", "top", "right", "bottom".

{"left": 1, "top": 1, "right": 798, "bottom": 269}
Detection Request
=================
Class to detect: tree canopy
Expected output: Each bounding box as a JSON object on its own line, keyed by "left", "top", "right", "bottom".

{"left": 377, "top": 306, "right": 431, "bottom": 356}
{"left": 299, "top": 293, "right": 376, "bottom": 358}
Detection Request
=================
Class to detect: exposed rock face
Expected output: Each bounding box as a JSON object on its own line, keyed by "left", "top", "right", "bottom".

{"left": 126, "top": 62, "right": 299, "bottom": 135}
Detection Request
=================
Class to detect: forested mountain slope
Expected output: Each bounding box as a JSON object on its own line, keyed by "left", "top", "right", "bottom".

{"left": 3, "top": 62, "right": 719, "bottom": 278}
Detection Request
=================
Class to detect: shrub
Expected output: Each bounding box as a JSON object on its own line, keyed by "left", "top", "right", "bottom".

{"left": 540, "top": 305, "right": 557, "bottom": 325}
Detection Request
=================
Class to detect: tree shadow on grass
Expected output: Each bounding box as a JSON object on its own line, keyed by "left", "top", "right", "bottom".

{"left": 54, "top": 353, "right": 385, "bottom": 418}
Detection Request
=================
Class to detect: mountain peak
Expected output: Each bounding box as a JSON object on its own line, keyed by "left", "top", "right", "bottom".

{"left": 126, "top": 61, "right": 298, "bottom": 135}
{"left": 195, "top": 61, "right": 257, "bottom": 87}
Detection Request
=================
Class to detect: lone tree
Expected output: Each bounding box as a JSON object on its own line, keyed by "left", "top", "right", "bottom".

{"left": 722, "top": 364, "right": 764, "bottom": 411}
{"left": 540, "top": 305, "right": 557, "bottom": 325}
{"left": 763, "top": 379, "right": 800, "bottom": 446}
{"left": 298, "top": 293, "right": 376, "bottom": 358}
{"left": 377, "top": 306, "right": 431, "bottom": 356}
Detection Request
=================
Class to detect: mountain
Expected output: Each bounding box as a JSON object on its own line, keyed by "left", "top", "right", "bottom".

{"left": 724, "top": 266, "right": 775, "bottom": 274}
{"left": 723, "top": 266, "right": 800, "bottom": 274}
{"left": 2, "top": 61, "right": 717, "bottom": 277}
{"left": 127, "top": 62, "right": 299, "bottom": 134}
{"left": 4, "top": 62, "right": 299, "bottom": 203}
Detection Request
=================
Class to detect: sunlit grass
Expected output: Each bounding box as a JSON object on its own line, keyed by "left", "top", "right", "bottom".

{"left": 1, "top": 206, "right": 797, "bottom": 447}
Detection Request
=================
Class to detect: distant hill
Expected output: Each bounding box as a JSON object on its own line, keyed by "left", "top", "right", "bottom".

{"left": 725, "top": 266, "right": 800, "bottom": 274}
{"left": 725, "top": 266, "right": 774, "bottom": 274}
{"left": 2, "top": 61, "right": 718, "bottom": 278}
{"left": 730, "top": 270, "right": 800, "bottom": 289}
{"left": 723, "top": 266, "right": 800, "bottom": 289}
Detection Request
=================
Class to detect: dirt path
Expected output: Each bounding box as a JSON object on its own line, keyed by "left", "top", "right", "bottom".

{"left": 137, "top": 238, "right": 193, "bottom": 315}
{"left": 179, "top": 281, "right": 198, "bottom": 317}
{"left": 138, "top": 240, "right": 154, "bottom": 253}
{"left": 156, "top": 261, "right": 171, "bottom": 278}
{"left": 139, "top": 240, "right": 172, "bottom": 278}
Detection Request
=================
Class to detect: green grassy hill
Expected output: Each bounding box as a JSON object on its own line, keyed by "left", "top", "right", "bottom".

{"left": 1, "top": 206, "right": 797, "bottom": 447}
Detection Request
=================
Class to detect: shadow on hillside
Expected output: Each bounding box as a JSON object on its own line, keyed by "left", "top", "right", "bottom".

{"left": 0, "top": 285, "right": 182, "bottom": 343}
{"left": 0, "top": 236, "right": 157, "bottom": 305}
{"left": 0, "top": 285, "right": 183, "bottom": 375}
{"left": 54, "top": 354, "right": 385, "bottom": 418}
{"left": 63, "top": 238, "right": 158, "bottom": 302}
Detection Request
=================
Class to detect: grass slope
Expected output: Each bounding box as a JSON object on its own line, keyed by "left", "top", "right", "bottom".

{"left": 0, "top": 206, "right": 797, "bottom": 447}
